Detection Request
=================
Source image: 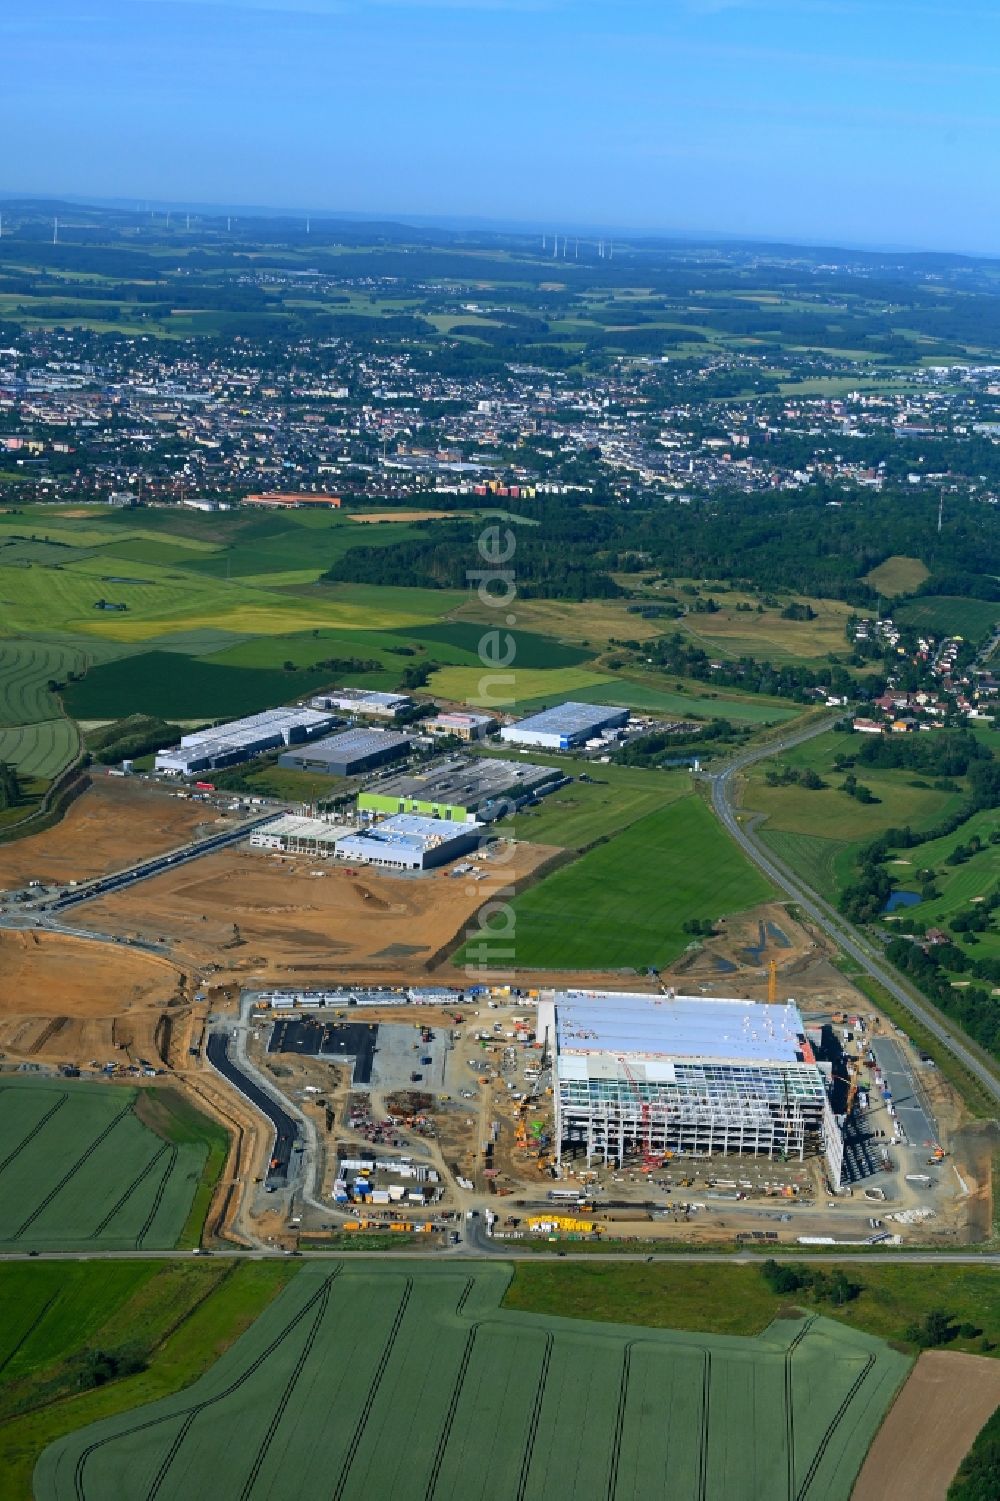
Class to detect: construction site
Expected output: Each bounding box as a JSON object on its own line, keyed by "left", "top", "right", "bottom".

{"left": 165, "top": 972, "right": 985, "bottom": 1254}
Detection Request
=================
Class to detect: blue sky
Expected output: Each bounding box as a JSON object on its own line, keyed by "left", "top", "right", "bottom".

{"left": 2, "top": 1, "right": 997, "bottom": 252}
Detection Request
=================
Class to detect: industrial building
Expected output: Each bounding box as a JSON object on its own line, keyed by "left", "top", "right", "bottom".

{"left": 249, "top": 815, "right": 354, "bottom": 856}
{"left": 278, "top": 727, "right": 413, "bottom": 777}
{"left": 426, "top": 710, "right": 497, "bottom": 742}
{"left": 500, "top": 701, "right": 629, "bottom": 751}
{"left": 311, "top": 689, "right": 413, "bottom": 720}
{"left": 335, "top": 813, "right": 483, "bottom": 871}
{"left": 357, "top": 755, "right": 562, "bottom": 823}
{"left": 154, "top": 706, "right": 337, "bottom": 777}
{"left": 538, "top": 990, "right": 839, "bottom": 1173}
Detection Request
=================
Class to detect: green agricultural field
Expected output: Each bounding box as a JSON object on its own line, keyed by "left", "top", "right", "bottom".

{"left": 401, "top": 622, "right": 592, "bottom": 670}
{"left": 863, "top": 555, "right": 930, "bottom": 596}
{"left": 509, "top": 760, "right": 690, "bottom": 849}
{"left": 35, "top": 1262, "right": 910, "bottom": 1501}
{"left": 62, "top": 650, "right": 348, "bottom": 721}
{"left": 758, "top": 829, "right": 854, "bottom": 903}
{"left": 465, "top": 794, "right": 774, "bottom": 970}
{"left": 181, "top": 517, "right": 428, "bottom": 580}
{"left": 0, "top": 1080, "right": 224, "bottom": 1252}
{"left": 428, "top": 662, "right": 799, "bottom": 722}
{"left": 0, "top": 641, "right": 87, "bottom": 726}
{"left": 895, "top": 595, "right": 999, "bottom": 644}
{"left": 0, "top": 1260, "right": 295, "bottom": 1501}
{"left": 515, "top": 674, "right": 801, "bottom": 723}
{"left": 0, "top": 719, "right": 79, "bottom": 780}
{"left": 428, "top": 663, "right": 614, "bottom": 708}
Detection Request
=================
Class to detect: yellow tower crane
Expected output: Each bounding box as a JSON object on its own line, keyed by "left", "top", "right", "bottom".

{"left": 768, "top": 958, "right": 778, "bottom": 1005}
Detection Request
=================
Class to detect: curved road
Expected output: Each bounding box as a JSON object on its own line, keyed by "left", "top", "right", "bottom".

{"left": 706, "top": 715, "right": 1000, "bottom": 1108}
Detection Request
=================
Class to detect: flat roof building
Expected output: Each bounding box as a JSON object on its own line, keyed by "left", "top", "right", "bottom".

{"left": 335, "top": 813, "right": 483, "bottom": 871}
{"left": 279, "top": 727, "right": 413, "bottom": 777}
{"left": 500, "top": 701, "right": 629, "bottom": 751}
{"left": 357, "top": 755, "right": 562, "bottom": 823}
{"left": 538, "top": 989, "right": 838, "bottom": 1172}
{"left": 154, "top": 706, "right": 337, "bottom": 777}
{"left": 426, "top": 711, "right": 497, "bottom": 742}
{"left": 249, "top": 815, "right": 354, "bottom": 857}
{"left": 311, "top": 689, "right": 413, "bottom": 720}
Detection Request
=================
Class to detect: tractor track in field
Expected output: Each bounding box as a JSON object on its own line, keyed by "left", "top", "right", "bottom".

{"left": 784, "top": 1316, "right": 816, "bottom": 1500}
{"left": 11, "top": 1099, "right": 134, "bottom": 1241}
{"left": 72, "top": 1268, "right": 344, "bottom": 1501}
{"left": 517, "top": 1332, "right": 553, "bottom": 1501}
{"left": 89, "top": 1143, "right": 174, "bottom": 1242}
{"left": 0, "top": 1094, "right": 67, "bottom": 1179}
{"left": 333, "top": 1277, "right": 412, "bottom": 1501}
{"left": 135, "top": 1147, "right": 179, "bottom": 1249}
{"left": 425, "top": 1322, "right": 479, "bottom": 1501}
{"left": 697, "top": 1351, "right": 712, "bottom": 1501}
{"left": 238, "top": 1276, "right": 334, "bottom": 1501}
{"left": 795, "top": 1352, "right": 875, "bottom": 1500}
{"left": 605, "top": 1340, "right": 632, "bottom": 1501}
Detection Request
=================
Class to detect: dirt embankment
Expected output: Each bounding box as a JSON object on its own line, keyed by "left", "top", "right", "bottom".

{"left": 0, "top": 930, "right": 186, "bottom": 1067}
{"left": 0, "top": 776, "right": 225, "bottom": 889}
{"left": 851, "top": 1351, "right": 1000, "bottom": 1501}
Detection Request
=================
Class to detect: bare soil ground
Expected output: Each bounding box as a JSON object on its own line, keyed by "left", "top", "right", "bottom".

{"left": 0, "top": 776, "right": 225, "bottom": 889}
{"left": 0, "top": 930, "right": 186, "bottom": 1067}
{"left": 852, "top": 1351, "right": 1000, "bottom": 1501}
{"left": 72, "top": 842, "right": 559, "bottom": 986}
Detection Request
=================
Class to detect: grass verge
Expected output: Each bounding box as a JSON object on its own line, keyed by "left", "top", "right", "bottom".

{"left": 0, "top": 1261, "right": 295, "bottom": 1501}
{"left": 504, "top": 1260, "right": 1000, "bottom": 1353}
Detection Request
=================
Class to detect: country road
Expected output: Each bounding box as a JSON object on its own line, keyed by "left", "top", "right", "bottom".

{"left": 705, "top": 714, "right": 1000, "bottom": 1108}
{"left": 1, "top": 1247, "right": 999, "bottom": 1265}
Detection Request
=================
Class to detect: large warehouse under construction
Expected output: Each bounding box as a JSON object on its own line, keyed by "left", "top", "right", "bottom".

{"left": 538, "top": 990, "right": 840, "bottom": 1174}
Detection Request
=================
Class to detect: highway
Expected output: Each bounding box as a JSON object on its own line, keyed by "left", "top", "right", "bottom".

{"left": 705, "top": 715, "right": 1000, "bottom": 1108}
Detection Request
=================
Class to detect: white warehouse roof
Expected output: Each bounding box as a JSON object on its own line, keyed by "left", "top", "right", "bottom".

{"left": 541, "top": 990, "right": 810, "bottom": 1076}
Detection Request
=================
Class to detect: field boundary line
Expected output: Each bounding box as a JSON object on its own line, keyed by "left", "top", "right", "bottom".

{"left": 11, "top": 1098, "right": 135, "bottom": 1242}
{"left": 0, "top": 1094, "right": 67, "bottom": 1179}
{"left": 332, "top": 1277, "right": 412, "bottom": 1501}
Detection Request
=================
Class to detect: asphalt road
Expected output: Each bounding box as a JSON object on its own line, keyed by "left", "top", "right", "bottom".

{"left": 37, "top": 811, "right": 281, "bottom": 914}
{"left": 706, "top": 717, "right": 1000, "bottom": 1109}
{"left": 0, "top": 1247, "right": 997, "bottom": 1265}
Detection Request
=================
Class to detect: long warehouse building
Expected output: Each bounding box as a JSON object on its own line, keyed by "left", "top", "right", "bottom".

{"left": 538, "top": 989, "right": 841, "bottom": 1177}
{"left": 154, "top": 706, "right": 337, "bottom": 776}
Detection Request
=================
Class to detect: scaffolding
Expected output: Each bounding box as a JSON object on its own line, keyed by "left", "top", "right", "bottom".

{"left": 556, "top": 1063, "right": 822, "bottom": 1166}
{"left": 542, "top": 991, "right": 832, "bottom": 1170}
